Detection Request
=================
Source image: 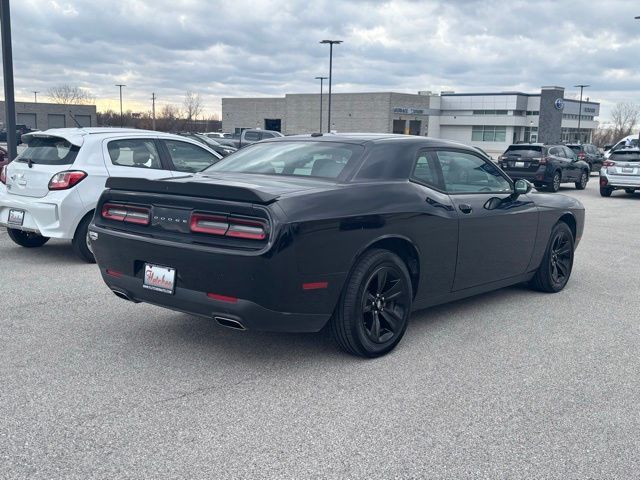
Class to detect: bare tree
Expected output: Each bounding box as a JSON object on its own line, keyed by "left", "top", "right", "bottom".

{"left": 47, "top": 85, "right": 95, "bottom": 105}
{"left": 610, "top": 102, "right": 639, "bottom": 139}
{"left": 182, "top": 91, "right": 203, "bottom": 130}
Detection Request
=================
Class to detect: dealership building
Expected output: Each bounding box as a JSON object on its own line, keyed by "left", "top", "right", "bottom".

{"left": 222, "top": 86, "right": 599, "bottom": 156}
{"left": 0, "top": 101, "right": 97, "bottom": 130}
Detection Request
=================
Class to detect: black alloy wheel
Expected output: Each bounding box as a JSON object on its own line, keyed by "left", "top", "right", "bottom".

{"left": 530, "top": 222, "right": 574, "bottom": 293}
{"left": 600, "top": 186, "right": 613, "bottom": 197}
{"left": 361, "top": 266, "right": 409, "bottom": 344}
{"left": 575, "top": 171, "right": 588, "bottom": 190}
{"left": 331, "top": 249, "right": 412, "bottom": 357}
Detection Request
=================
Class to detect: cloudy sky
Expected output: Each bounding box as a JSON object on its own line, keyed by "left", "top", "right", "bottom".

{"left": 5, "top": 0, "right": 640, "bottom": 120}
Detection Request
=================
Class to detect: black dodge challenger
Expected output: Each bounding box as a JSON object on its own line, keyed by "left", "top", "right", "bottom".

{"left": 89, "top": 134, "right": 585, "bottom": 357}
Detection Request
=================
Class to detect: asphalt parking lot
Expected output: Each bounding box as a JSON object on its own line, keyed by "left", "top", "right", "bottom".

{"left": 2, "top": 178, "right": 639, "bottom": 479}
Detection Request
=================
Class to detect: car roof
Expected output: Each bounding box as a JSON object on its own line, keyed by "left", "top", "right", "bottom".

{"left": 22, "top": 127, "right": 201, "bottom": 147}
{"left": 260, "top": 132, "right": 475, "bottom": 149}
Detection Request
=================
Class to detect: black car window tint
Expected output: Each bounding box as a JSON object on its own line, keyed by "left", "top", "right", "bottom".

{"left": 163, "top": 140, "right": 220, "bottom": 173}
{"left": 435, "top": 151, "right": 511, "bottom": 194}
{"left": 412, "top": 154, "right": 440, "bottom": 188}
{"left": 107, "top": 139, "right": 162, "bottom": 169}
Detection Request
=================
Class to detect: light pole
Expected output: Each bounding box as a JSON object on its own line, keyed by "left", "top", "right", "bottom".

{"left": 115, "top": 84, "right": 126, "bottom": 127}
{"left": 32, "top": 90, "right": 39, "bottom": 102}
{"left": 314, "top": 76, "right": 327, "bottom": 133}
{"left": 574, "top": 84, "right": 589, "bottom": 143}
{"left": 151, "top": 92, "right": 156, "bottom": 130}
{"left": 320, "top": 39, "right": 342, "bottom": 133}
{"left": 1, "top": 0, "right": 17, "bottom": 160}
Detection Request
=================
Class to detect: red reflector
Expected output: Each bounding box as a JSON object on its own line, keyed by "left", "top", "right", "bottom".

{"left": 600, "top": 177, "right": 608, "bottom": 186}
{"left": 207, "top": 293, "right": 238, "bottom": 303}
{"left": 0, "top": 165, "right": 6, "bottom": 185}
{"left": 106, "top": 269, "right": 123, "bottom": 278}
{"left": 302, "top": 282, "right": 328, "bottom": 290}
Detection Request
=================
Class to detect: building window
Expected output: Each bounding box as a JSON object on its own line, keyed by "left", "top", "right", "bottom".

{"left": 526, "top": 111, "right": 539, "bottom": 116}
{"left": 471, "top": 110, "right": 508, "bottom": 116}
{"left": 472, "top": 126, "right": 507, "bottom": 142}
{"left": 524, "top": 126, "right": 538, "bottom": 143}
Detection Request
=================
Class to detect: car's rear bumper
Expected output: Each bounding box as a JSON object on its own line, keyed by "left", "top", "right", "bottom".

{"left": 502, "top": 167, "right": 552, "bottom": 183}
{"left": 89, "top": 224, "right": 338, "bottom": 333}
{"left": 600, "top": 172, "right": 640, "bottom": 188}
{"left": 0, "top": 189, "right": 85, "bottom": 239}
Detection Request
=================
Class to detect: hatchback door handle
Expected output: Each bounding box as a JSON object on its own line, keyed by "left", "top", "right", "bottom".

{"left": 458, "top": 203, "right": 473, "bottom": 214}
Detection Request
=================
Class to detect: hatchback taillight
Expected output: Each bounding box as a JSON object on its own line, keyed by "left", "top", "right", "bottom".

{"left": 603, "top": 160, "right": 616, "bottom": 167}
{"left": 578, "top": 152, "right": 586, "bottom": 159}
{"left": 48, "top": 170, "right": 87, "bottom": 190}
{"left": 101, "top": 203, "right": 150, "bottom": 225}
{"left": 190, "top": 212, "right": 267, "bottom": 240}
{"left": 0, "top": 165, "right": 6, "bottom": 185}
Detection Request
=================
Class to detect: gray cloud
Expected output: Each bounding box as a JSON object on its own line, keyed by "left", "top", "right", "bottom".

{"left": 3, "top": 0, "right": 640, "bottom": 119}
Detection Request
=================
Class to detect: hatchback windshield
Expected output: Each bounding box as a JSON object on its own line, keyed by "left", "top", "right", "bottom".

{"left": 567, "top": 145, "right": 583, "bottom": 152}
{"left": 503, "top": 146, "right": 544, "bottom": 158}
{"left": 17, "top": 136, "right": 79, "bottom": 165}
{"left": 205, "top": 141, "right": 364, "bottom": 179}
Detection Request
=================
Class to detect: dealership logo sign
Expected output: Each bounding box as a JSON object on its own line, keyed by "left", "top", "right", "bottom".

{"left": 554, "top": 98, "right": 565, "bottom": 110}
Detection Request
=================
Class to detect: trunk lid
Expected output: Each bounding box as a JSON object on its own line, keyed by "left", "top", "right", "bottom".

{"left": 609, "top": 152, "right": 640, "bottom": 176}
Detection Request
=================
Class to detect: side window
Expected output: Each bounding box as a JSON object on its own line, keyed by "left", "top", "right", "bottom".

{"left": 435, "top": 150, "right": 512, "bottom": 194}
{"left": 163, "top": 140, "right": 220, "bottom": 173}
{"left": 107, "top": 139, "right": 162, "bottom": 169}
{"left": 244, "top": 131, "right": 261, "bottom": 142}
{"left": 412, "top": 153, "right": 440, "bottom": 189}
{"left": 563, "top": 147, "right": 575, "bottom": 159}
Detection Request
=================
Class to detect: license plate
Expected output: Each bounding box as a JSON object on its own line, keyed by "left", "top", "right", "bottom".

{"left": 515, "top": 161, "right": 525, "bottom": 168}
{"left": 143, "top": 263, "right": 176, "bottom": 294}
{"left": 8, "top": 209, "right": 24, "bottom": 226}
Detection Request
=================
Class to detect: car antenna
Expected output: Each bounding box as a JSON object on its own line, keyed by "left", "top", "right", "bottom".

{"left": 68, "top": 111, "right": 83, "bottom": 128}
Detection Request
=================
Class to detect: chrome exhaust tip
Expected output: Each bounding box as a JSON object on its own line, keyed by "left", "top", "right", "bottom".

{"left": 111, "top": 289, "right": 138, "bottom": 303}
{"left": 215, "top": 316, "right": 246, "bottom": 330}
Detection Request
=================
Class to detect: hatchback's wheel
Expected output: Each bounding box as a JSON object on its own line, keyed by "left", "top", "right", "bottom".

{"left": 625, "top": 189, "right": 635, "bottom": 195}
{"left": 600, "top": 186, "right": 613, "bottom": 197}
{"left": 331, "top": 249, "right": 412, "bottom": 358}
{"left": 575, "top": 171, "right": 588, "bottom": 190}
{"left": 72, "top": 214, "right": 96, "bottom": 263}
{"left": 546, "top": 171, "right": 561, "bottom": 192}
{"left": 6, "top": 228, "right": 49, "bottom": 248}
{"left": 530, "top": 222, "right": 574, "bottom": 293}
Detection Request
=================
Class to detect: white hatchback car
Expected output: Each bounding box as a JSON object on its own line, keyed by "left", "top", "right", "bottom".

{"left": 0, "top": 128, "right": 222, "bottom": 262}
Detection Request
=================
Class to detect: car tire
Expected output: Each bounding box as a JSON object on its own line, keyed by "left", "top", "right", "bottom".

{"left": 625, "top": 189, "right": 635, "bottom": 195}
{"left": 546, "top": 171, "right": 561, "bottom": 192}
{"left": 530, "top": 222, "right": 574, "bottom": 293}
{"left": 72, "top": 214, "right": 96, "bottom": 263}
{"left": 330, "top": 249, "right": 413, "bottom": 358}
{"left": 7, "top": 228, "right": 49, "bottom": 248}
{"left": 575, "top": 170, "right": 589, "bottom": 190}
{"left": 600, "top": 186, "right": 613, "bottom": 197}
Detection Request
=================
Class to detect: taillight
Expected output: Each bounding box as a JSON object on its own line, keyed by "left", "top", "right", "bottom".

{"left": 540, "top": 156, "right": 550, "bottom": 165}
{"left": 603, "top": 160, "right": 616, "bottom": 167}
{"left": 101, "top": 203, "right": 150, "bottom": 225}
{"left": 0, "top": 165, "right": 6, "bottom": 185}
{"left": 578, "top": 152, "right": 586, "bottom": 159}
{"left": 190, "top": 212, "right": 267, "bottom": 240}
{"left": 48, "top": 170, "right": 87, "bottom": 190}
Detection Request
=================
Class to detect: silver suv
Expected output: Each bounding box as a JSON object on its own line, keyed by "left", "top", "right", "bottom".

{"left": 600, "top": 148, "right": 640, "bottom": 197}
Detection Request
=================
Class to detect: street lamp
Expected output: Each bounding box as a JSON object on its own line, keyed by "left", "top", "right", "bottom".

{"left": 32, "top": 90, "right": 39, "bottom": 103}
{"left": 574, "top": 84, "right": 590, "bottom": 143}
{"left": 320, "top": 39, "right": 342, "bottom": 133}
{"left": 115, "top": 84, "right": 126, "bottom": 127}
{"left": 314, "top": 76, "right": 327, "bottom": 133}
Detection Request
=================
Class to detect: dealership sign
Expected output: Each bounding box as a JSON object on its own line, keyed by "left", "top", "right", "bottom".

{"left": 554, "top": 98, "right": 565, "bottom": 110}
{"left": 393, "top": 107, "right": 427, "bottom": 115}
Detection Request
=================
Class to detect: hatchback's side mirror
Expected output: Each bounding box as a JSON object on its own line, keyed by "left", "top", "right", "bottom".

{"left": 514, "top": 179, "right": 533, "bottom": 196}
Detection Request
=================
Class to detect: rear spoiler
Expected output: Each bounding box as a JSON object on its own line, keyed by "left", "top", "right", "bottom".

{"left": 105, "top": 177, "right": 279, "bottom": 204}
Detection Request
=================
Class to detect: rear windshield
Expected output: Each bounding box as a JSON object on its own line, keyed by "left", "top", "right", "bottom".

{"left": 567, "top": 145, "right": 583, "bottom": 152}
{"left": 16, "top": 137, "right": 79, "bottom": 165}
{"left": 205, "top": 141, "right": 364, "bottom": 179}
{"left": 610, "top": 151, "right": 640, "bottom": 162}
{"left": 503, "top": 146, "right": 543, "bottom": 158}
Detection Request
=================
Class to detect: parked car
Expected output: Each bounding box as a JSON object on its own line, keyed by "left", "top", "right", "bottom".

{"left": 222, "top": 129, "right": 284, "bottom": 149}
{"left": 599, "top": 148, "right": 640, "bottom": 196}
{"left": 0, "top": 124, "right": 33, "bottom": 144}
{"left": 566, "top": 143, "right": 603, "bottom": 173}
{"left": 89, "top": 134, "right": 584, "bottom": 357}
{"left": 178, "top": 133, "right": 237, "bottom": 156}
{"left": 604, "top": 135, "right": 638, "bottom": 159}
{"left": 498, "top": 143, "right": 590, "bottom": 192}
{"left": 0, "top": 128, "right": 222, "bottom": 262}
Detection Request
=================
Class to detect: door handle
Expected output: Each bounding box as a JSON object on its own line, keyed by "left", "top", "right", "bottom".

{"left": 458, "top": 203, "right": 473, "bottom": 214}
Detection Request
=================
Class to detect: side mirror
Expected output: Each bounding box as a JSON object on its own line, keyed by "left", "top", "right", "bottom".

{"left": 514, "top": 179, "right": 533, "bottom": 196}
